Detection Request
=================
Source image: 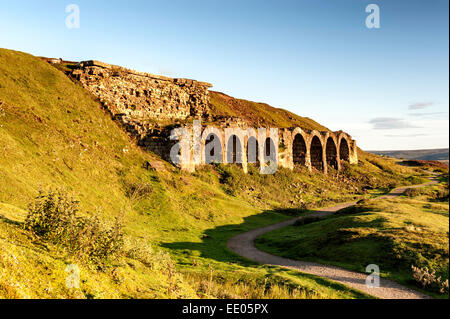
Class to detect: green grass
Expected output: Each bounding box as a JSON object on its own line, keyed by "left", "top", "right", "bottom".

{"left": 0, "top": 48, "right": 437, "bottom": 299}
{"left": 209, "top": 91, "right": 330, "bottom": 130}
{"left": 255, "top": 179, "right": 449, "bottom": 298}
{"left": 162, "top": 208, "right": 373, "bottom": 299}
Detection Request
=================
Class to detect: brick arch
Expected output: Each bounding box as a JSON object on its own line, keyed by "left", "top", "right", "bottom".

{"left": 325, "top": 136, "right": 338, "bottom": 170}
{"left": 247, "top": 136, "right": 260, "bottom": 164}
{"left": 226, "top": 134, "right": 244, "bottom": 164}
{"left": 292, "top": 131, "right": 308, "bottom": 166}
{"left": 338, "top": 134, "right": 350, "bottom": 162}
{"left": 225, "top": 128, "right": 247, "bottom": 164}
{"left": 263, "top": 137, "right": 277, "bottom": 163}
{"left": 245, "top": 128, "right": 259, "bottom": 164}
{"left": 308, "top": 132, "right": 324, "bottom": 171}
{"left": 201, "top": 127, "right": 223, "bottom": 164}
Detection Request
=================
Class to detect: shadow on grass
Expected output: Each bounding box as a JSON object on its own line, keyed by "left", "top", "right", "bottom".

{"left": 0, "top": 214, "right": 23, "bottom": 226}
{"left": 162, "top": 209, "right": 303, "bottom": 266}
{"left": 162, "top": 208, "right": 373, "bottom": 298}
{"left": 162, "top": 202, "right": 376, "bottom": 266}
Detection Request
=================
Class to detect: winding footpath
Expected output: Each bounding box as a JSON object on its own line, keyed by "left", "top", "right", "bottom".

{"left": 228, "top": 175, "right": 441, "bottom": 299}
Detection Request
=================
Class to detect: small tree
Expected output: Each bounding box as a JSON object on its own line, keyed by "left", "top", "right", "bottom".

{"left": 25, "top": 188, "right": 124, "bottom": 264}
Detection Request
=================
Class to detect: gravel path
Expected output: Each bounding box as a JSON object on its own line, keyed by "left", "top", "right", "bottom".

{"left": 228, "top": 176, "right": 441, "bottom": 299}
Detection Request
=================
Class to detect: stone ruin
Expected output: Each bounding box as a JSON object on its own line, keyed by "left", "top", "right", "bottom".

{"left": 69, "top": 60, "right": 358, "bottom": 174}
{"left": 168, "top": 123, "right": 358, "bottom": 174}
{"left": 71, "top": 60, "right": 212, "bottom": 137}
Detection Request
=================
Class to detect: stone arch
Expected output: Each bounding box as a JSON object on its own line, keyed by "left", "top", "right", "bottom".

{"left": 225, "top": 128, "right": 247, "bottom": 165}
{"left": 227, "top": 134, "right": 243, "bottom": 164}
{"left": 325, "top": 137, "right": 338, "bottom": 170}
{"left": 204, "top": 133, "right": 222, "bottom": 164}
{"left": 263, "top": 137, "right": 276, "bottom": 163}
{"left": 292, "top": 133, "right": 307, "bottom": 166}
{"left": 339, "top": 136, "right": 350, "bottom": 162}
{"left": 247, "top": 136, "right": 260, "bottom": 164}
{"left": 201, "top": 127, "right": 224, "bottom": 164}
{"left": 309, "top": 135, "right": 324, "bottom": 171}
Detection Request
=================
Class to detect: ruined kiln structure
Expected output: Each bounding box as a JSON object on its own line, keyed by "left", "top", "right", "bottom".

{"left": 169, "top": 123, "right": 358, "bottom": 174}
{"left": 71, "top": 60, "right": 212, "bottom": 136}
{"left": 70, "top": 60, "right": 358, "bottom": 174}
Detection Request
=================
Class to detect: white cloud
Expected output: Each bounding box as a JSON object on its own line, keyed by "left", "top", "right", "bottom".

{"left": 408, "top": 102, "right": 435, "bottom": 110}
{"left": 368, "top": 117, "right": 419, "bottom": 130}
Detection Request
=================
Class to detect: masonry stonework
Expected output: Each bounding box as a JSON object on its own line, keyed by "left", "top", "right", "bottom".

{"left": 70, "top": 60, "right": 358, "bottom": 174}
{"left": 72, "top": 60, "right": 212, "bottom": 138}
{"left": 171, "top": 124, "right": 358, "bottom": 173}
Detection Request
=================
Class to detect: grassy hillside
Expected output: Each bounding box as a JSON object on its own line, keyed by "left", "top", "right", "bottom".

{"left": 209, "top": 91, "right": 329, "bottom": 130}
{"left": 0, "top": 48, "right": 200, "bottom": 298}
{"left": 0, "top": 48, "right": 435, "bottom": 299}
{"left": 256, "top": 174, "right": 449, "bottom": 298}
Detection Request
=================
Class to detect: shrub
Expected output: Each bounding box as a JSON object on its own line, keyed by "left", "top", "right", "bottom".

{"left": 25, "top": 188, "right": 124, "bottom": 264}
{"left": 294, "top": 215, "right": 323, "bottom": 226}
{"left": 124, "top": 239, "right": 174, "bottom": 271}
{"left": 124, "top": 180, "right": 153, "bottom": 200}
{"left": 404, "top": 185, "right": 448, "bottom": 202}
{"left": 411, "top": 265, "right": 449, "bottom": 294}
{"left": 431, "top": 188, "right": 449, "bottom": 202}
{"left": 334, "top": 201, "right": 373, "bottom": 216}
{"left": 405, "top": 175, "right": 427, "bottom": 186}
{"left": 403, "top": 187, "right": 426, "bottom": 197}
{"left": 25, "top": 188, "right": 79, "bottom": 239}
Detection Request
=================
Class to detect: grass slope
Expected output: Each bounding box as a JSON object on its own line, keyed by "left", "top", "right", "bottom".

{"left": 256, "top": 176, "right": 449, "bottom": 298}
{"left": 209, "top": 91, "right": 329, "bottom": 130}
{"left": 0, "top": 48, "right": 434, "bottom": 299}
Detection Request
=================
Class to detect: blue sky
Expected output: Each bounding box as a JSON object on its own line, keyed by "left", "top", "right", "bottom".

{"left": 1, "top": 0, "right": 448, "bottom": 150}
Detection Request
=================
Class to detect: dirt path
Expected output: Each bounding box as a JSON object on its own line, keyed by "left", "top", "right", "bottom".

{"left": 228, "top": 175, "right": 441, "bottom": 299}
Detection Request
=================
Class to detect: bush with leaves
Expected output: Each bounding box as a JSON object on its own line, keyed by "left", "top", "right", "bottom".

{"left": 411, "top": 265, "right": 449, "bottom": 294}
{"left": 403, "top": 187, "right": 426, "bottom": 197}
{"left": 294, "top": 215, "right": 323, "bottom": 226}
{"left": 432, "top": 188, "right": 449, "bottom": 202}
{"left": 25, "top": 188, "right": 124, "bottom": 264}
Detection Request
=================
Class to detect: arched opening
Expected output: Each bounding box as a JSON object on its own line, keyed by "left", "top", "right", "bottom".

{"left": 263, "top": 137, "right": 276, "bottom": 163}
{"left": 227, "top": 135, "right": 242, "bottom": 164}
{"left": 247, "top": 136, "right": 259, "bottom": 164}
{"left": 310, "top": 136, "right": 324, "bottom": 171}
{"left": 205, "top": 133, "right": 222, "bottom": 164}
{"left": 339, "top": 138, "right": 350, "bottom": 162}
{"left": 326, "top": 137, "right": 338, "bottom": 169}
{"left": 293, "top": 133, "right": 307, "bottom": 166}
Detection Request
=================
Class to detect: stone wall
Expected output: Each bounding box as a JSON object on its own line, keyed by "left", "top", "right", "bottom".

{"left": 277, "top": 128, "right": 358, "bottom": 174}
{"left": 68, "top": 60, "right": 358, "bottom": 174}
{"left": 71, "top": 60, "right": 212, "bottom": 140}
{"left": 171, "top": 123, "right": 358, "bottom": 174}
